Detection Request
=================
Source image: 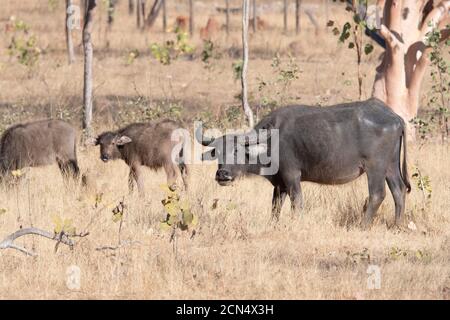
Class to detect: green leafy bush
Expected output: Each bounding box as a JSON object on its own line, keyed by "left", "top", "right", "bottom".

{"left": 7, "top": 18, "right": 41, "bottom": 67}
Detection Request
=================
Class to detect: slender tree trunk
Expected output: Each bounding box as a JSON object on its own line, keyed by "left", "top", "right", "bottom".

{"left": 83, "top": 0, "right": 97, "bottom": 139}
{"left": 162, "top": 0, "right": 167, "bottom": 32}
{"left": 295, "top": 0, "right": 301, "bottom": 34}
{"left": 252, "top": 0, "right": 257, "bottom": 33}
{"left": 81, "top": 0, "right": 86, "bottom": 16}
{"left": 129, "top": 0, "right": 134, "bottom": 15}
{"left": 136, "top": 0, "right": 141, "bottom": 28}
{"left": 146, "top": 0, "right": 163, "bottom": 28}
{"left": 226, "top": 0, "right": 230, "bottom": 36}
{"left": 189, "top": 0, "right": 194, "bottom": 36}
{"left": 242, "top": 0, "right": 255, "bottom": 128}
{"left": 65, "top": 0, "right": 76, "bottom": 64}
{"left": 141, "top": 0, "right": 146, "bottom": 30}
{"left": 372, "top": 0, "right": 450, "bottom": 124}
{"left": 283, "top": 0, "right": 288, "bottom": 33}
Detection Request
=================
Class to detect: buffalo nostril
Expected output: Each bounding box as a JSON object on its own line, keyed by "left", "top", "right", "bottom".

{"left": 216, "top": 170, "right": 232, "bottom": 181}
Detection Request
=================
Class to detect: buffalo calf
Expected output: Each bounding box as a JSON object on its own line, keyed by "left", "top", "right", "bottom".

{"left": 93, "top": 119, "right": 188, "bottom": 194}
{"left": 0, "top": 119, "right": 80, "bottom": 181}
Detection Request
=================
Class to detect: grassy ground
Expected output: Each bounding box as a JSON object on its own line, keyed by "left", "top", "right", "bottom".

{"left": 0, "top": 1, "right": 448, "bottom": 299}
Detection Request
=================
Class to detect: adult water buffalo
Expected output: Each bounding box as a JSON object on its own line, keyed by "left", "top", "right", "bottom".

{"left": 92, "top": 119, "right": 188, "bottom": 194}
{"left": 196, "top": 98, "right": 411, "bottom": 227}
{"left": 0, "top": 119, "right": 80, "bottom": 181}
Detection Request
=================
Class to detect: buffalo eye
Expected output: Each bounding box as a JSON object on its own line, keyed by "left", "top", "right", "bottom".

{"left": 201, "top": 148, "right": 217, "bottom": 161}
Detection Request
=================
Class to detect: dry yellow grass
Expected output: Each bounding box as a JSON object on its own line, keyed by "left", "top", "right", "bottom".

{"left": 0, "top": 1, "right": 449, "bottom": 300}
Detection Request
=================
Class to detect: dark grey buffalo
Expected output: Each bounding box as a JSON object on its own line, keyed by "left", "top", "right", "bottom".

{"left": 92, "top": 119, "right": 188, "bottom": 193}
{"left": 0, "top": 119, "right": 80, "bottom": 181}
{"left": 196, "top": 98, "right": 411, "bottom": 227}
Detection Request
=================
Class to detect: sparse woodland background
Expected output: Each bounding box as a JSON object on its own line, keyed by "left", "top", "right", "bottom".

{"left": 0, "top": 0, "right": 449, "bottom": 299}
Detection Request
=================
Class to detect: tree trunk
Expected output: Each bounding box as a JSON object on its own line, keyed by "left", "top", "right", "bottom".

{"left": 296, "top": 0, "right": 301, "bottom": 34}
{"left": 141, "top": 0, "right": 146, "bottom": 30}
{"left": 252, "top": 0, "right": 257, "bottom": 33}
{"left": 65, "top": 0, "right": 76, "bottom": 64}
{"left": 242, "top": 0, "right": 255, "bottom": 128}
{"left": 189, "top": 0, "right": 194, "bottom": 36}
{"left": 162, "top": 0, "right": 167, "bottom": 32}
{"left": 83, "top": 0, "right": 97, "bottom": 139}
{"left": 81, "top": 0, "right": 86, "bottom": 16}
{"left": 226, "top": 0, "right": 230, "bottom": 36}
{"left": 146, "top": 0, "right": 163, "bottom": 29}
{"left": 373, "top": 0, "right": 450, "bottom": 123}
{"left": 136, "top": 0, "right": 141, "bottom": 28}
{"left": 129, "top": 0, "right": 134, "bottom": 14}
{"left": 283, "top": 0, "right": 288, "bottom": 33}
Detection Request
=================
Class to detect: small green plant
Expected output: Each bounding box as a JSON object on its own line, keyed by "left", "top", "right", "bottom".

{"left": 411, "top": 117, "right": 432, "bottom": 144}
{"left": 412, "top": 166, "right": 432, "bottom": 201}
{"left": 388, "top": 247, "right": 432, "bottom": 263}
{"left": 52, "top": 215, "right": 76, "bottom": 237}
{"left": 7, "top": 17, "right": 41, "bottom": 67}
{"left": 201, "top": 39, "right": 222, "bottom": 69}
{"left": 160, "top": 184, "right": 197, "bottom": 233}
{"left": 126, "top": 49, "right": 140, "bottom": 65}
{"left": 425, "top": 25, "right": 450, "bottom": 142}
{"left": 232, "top": 59, "right": 244, "bottom": 81}
{"left": 111, "top": 200, "right": 125, "bottom": 223}
{"left": 345, "top": 248, "right": 370, "bottom": 265}
{"left": 48, "top": 0, "right": 59, "bottom": 11}
{"left": 256, "top": 53, "right": 301, "bottom": 115}
{"left": 329, "top": 1, "right": 375, "bottom": 99}
{"left": 201, "top": 40, "right": 214, "bottom": 65}
{"left": 150, "top": 28, "right": 195, "bottom": 65}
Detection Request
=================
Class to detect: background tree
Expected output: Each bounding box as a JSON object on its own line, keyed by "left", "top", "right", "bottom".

{"left": 373, "top": 0, "right": 450, "bottom": 123}
{"left": 189, "top": 0, "right": 194, "bottom": 36}
{"left": 162, "top": 0, "right": 167, "bottom": 32}
{"left": 65, "top": 0, "right": 76, "bottom": 64}
{"left": 128, "top": 0, "right": 134, "bottom": 14}
{"left": 226, "top": 0, "right": 230, "bottom": 36}
{"left": 146, "top": 0, "right": 162, "bottom": 28}
{"left": 296, "top": 0, "right": 302, "bottom": 34}
{"left": 252, "top": 0, "right": 257, "bottom": 33}
{"left": 83, "top": 0, "right": 97, "bottom": 139}
{"left": 242, "top": 0, "right": 255, "bottom": 128}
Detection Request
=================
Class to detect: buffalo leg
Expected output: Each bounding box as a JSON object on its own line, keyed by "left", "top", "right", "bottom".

{"left": 386, "top": 169, "right": 407, "bottom": 226}
{"left": 363, "top": 169, "right": 387, "bottom": 228}
{"left": 164, "top": 163, "right": 181, "bottom": 191}
{"left": 58, "top": 159, "right": 79, "bottom": 181}
{"left": 271, "top": 185, "right": 287, "bottom": 220}
{"left": 282, "top": 173, "right": 303, "bottom": 215}
{"left": 178, "top": 162, "right": 189, "bottom": 190}
{"left": 129, "top": 165, "right": 145, "bottom": 195}
{"left": 288, "top": 183, "right": 303, "bottom": 213}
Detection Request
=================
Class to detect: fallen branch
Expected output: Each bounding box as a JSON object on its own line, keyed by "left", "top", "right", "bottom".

{"left": 0, "top": 227, "right": 87, "bottom": 257}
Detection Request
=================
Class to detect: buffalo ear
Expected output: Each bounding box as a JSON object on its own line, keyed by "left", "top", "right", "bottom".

{"left": 85, "top": 137, "right": 99, "bottom": 146}
{"left": 115, "top": 135, "right": 132, "bottom": 146}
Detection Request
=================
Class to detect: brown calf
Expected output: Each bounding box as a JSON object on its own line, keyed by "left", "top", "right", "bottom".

{"left": 93, "top": 119, "right": 188, "bottom": 194}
